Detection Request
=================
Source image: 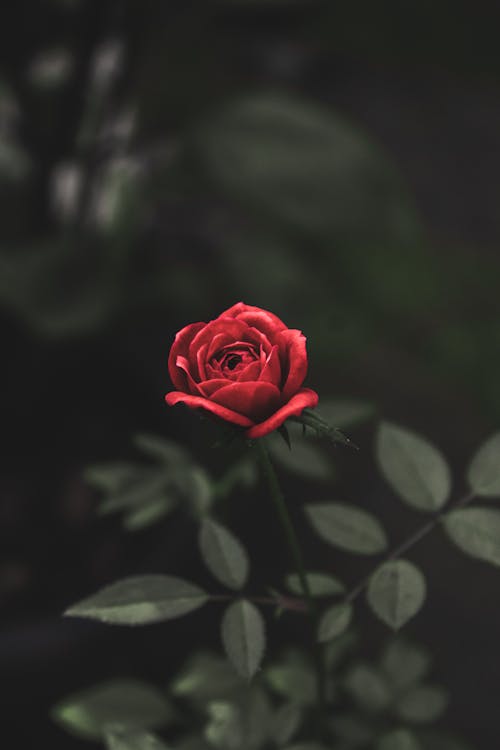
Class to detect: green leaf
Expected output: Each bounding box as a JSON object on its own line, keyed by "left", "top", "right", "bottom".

{"left": 133, "top": 434, "right": 190, "bottom": 465}
{"left": 305, "top": 502, "right": 387, "bottom": 555}
{"left": 264, "top": 652, "right": 316, "bottom": 705}
{"left": 344, "top": 664, "right": 392, "bottom": 713}
{"left": 199, "top": 519, "right": 249, "bottom": 590}
{"left": 104, "top": 725, "right": 170, "bottom": 750}
{"left": 467, "top": 432, "right": 500, "bottom": 496}
{"left": 204, "top": 689, "right": 271, "bottom": 750}
{"left": 84, "top": 462, "right": 143, "bottom": 494}
{"left": 367, "top": 560, "right": 426, "bottom": 629}
{"left": 314, "top": 398, "right": 376, "bottom": 428}
{"left": 171, "top": 652, "right": 243, "bottom": 703}
{"left": 221, "top": 600, "right": 266, "bottom": 680}
{"left": 270, "top": 702, "right": 303, "bottom": 745}
{"left": 122, "top": 496, "right": 175, "bottom": 532}
{"left": 443, "top": 507, "right": 500, "bottom": 566}
{"left": 317, "top": 603, "right": 353, "bottom": 643}
{"left": 196, "top": 94, "right": 419, "bottom": 242}
{"left": 268, "top": 432, "right": 332, "bottom": 481}
{"left": 396, "top": 685, "right": 449, "bottom": 723}
{"left": 329, "top": 713, "right": 375, "bottom": 745}
{"left": 283, "top": 744, "right": 330, "bottom": 750}
{"left": 380, "top": 639, "right": 431, "bottom": 690}
{"left": 376, "top": 422, "right": 451, "bottom": 511}
{"left": 377, "top": 729, "right": 422, "bottom": 750}
{"left": 65, "top": 575, "right": 209, "bottom": 625}
{"left": 51, "top": 679, "right": 172, "bottom": 739}
{"left": 285, "top": 571, "right": 345, "bottom": 597}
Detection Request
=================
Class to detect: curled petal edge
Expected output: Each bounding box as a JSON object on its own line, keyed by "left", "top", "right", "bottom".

{"left": 245, "top": 388, "right": 319, "bottom": 439}
{"left": 165, "top": 391, "right": 253, "bottom": 427}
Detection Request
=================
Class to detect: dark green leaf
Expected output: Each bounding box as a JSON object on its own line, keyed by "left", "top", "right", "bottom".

{"left": 380, "top": 639, "right": 431, "bottom": 690}
{"left": 221, "top": 600, "right": 265, "bottom": 680}
{"left": 171, "top": 652, "right": 243, "bottom": 703}
{"left": 122, "top": 496, "right": 175, "bottom": 531}
{"left": 51, "top": 680, "right": 172, "bottom": 739}
{"left": 367, "top": 560, "right": 426, "bottom": 629}
{"left": 467, "top": 432, "right": 500, "bottom": 497}
{"left": 285, "top": 571, "right": 345, "bottom": 597}
{"left": 306, "top": 502, "right": 387, "bottom": 554}
{"left": 396, "top": 685, "right": 449, "bottom": 723}
{"left": 314, "top": 398, "right": 376, "bottom": 428}
{"left": 270, "top": 702, "right": 303, "bottom": 745}
{"left": 317, "top": 603, "right": 353, "bottom": 643}
{"left": 443, "top": 507, "right": 500, "bottom": 566}
{"left": 65, "top": 575, "right": 208, "bottom": 625}
{"left": 199, "top": 519, "right": 249, "bottom": 590}
{"left": 344, "top": 664, "right": 392, "bottom": 713}
{"left": 377, "top": 729, "right": 422, "bottom": 750}
{"left": 377, "top": 422, "right": 451, "bottom": 512}
{"left": 104, "top": 725, "right": 170, "bottom": 750}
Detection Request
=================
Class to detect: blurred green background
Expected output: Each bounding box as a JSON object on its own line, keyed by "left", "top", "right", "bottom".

{"left": 2, "top": 1, "right": 500, "bottom": 748}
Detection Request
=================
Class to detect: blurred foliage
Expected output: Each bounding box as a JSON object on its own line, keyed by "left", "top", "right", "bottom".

{"left": 2, "top": 0, "right": 500, "bottom": 425}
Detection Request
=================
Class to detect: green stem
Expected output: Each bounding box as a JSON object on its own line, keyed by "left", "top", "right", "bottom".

{"left": 253, "top": 439, "right": 326, "bottom": 728}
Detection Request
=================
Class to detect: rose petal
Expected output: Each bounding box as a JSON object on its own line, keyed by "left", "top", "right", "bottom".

{"left": 199, "top": 378, "right": 230, "bottom": 397}
{"left": 168, "top": 321, "right": 206, "bottom": 391}
{"left": 189, "top": 319, "right": 260, "bottom": 362}
{"left": 209, "top": 381, "right": 281, "bottom": 420}
{"left": 245, "top": 388, "right": 319, "bottom": 439}
{"left": 165, "top": 391, "right": 253, "bottom": 427}
{"left": 236, "top": 360, "right": 262, "bottom": 382}
{"left": 196, "top": 343, "right": 208, "bottom": 381}
{"left": 220, "top": 302, "right": 287, "bottom": 332}
{"left": 176, "top": 355, "right": 203, "bottom": 395}
{"left": 258, "top": 345, "right": 281, "bottom": 385}
{"left": 277, "top": 329, "right": 308, "bottom": 399}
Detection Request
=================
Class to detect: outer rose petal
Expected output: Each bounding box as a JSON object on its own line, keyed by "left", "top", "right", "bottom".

{"left": 277, "top": 329, "right": 308, "bottom": 399}
{"left": 165, "top": 392, "right": 253, "bottom": 427}
{"left": 220, "top": 302, "right": 287, "bottom": 331}
{"left": 209, "top": 381, "right": 281, "bottom": 420}
{"left": 168, "top": 322, "right": 206, "bottom": 391}
{"left": 245, "top": 388, "right": 319, "bottom": 439}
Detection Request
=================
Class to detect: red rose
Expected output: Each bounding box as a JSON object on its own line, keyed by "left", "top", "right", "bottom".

{"left": 165, "top": 302, "right": 318, "bottom": 439}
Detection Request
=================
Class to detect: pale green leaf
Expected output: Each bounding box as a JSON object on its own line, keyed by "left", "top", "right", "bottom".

{"left": 380, "top": 639, "right": 431, "bottom": 690}
{"left": 344, "top": 664, "right": 392, "bottom": 713}
{"left": 377, "top": 729, "right": 422, "bottom": 750}
{"left": 396, "top": 685, "right": 449, "bottom": 723}
{"left": 221, "top": 600, "right": 265, "bottom": 680}
{"left": 305, "top": 502, "right": 387, "bottom": 555}
{"left": 199, "top": 519, "right": 249, "bottom": 590}
{"left": 51, "top": 680, "right": 172, "bottom": 739}
{"left": 443, "top": 507, "right": 500, "bottom": 566}
{"left": 377, "top": 422, "right": 451, "bottom": 511}
{"left": 104, "top": 725, "right": 170, "bottom": 750}
{"left": 367, "top": 560, "right": 426, "bottom": 629}
{"left": 285, "top": 571, "right": 345, "bottom": 597}
{"left": 317, "top": 603, "right": 353, "bottom": 643}
{"left": 65, "top": 575, "right": 208, "bottom": 625}
{"left": 467, "top": 432, "right": 500, "bottom": 496}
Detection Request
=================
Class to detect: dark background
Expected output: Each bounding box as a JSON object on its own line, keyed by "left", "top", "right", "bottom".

{"left": 2, "top": 1, "right": 500, "bottom": 747}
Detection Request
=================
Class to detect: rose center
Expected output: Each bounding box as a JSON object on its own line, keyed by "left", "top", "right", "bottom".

{"left": 226, "top": 354, "right": 242, "bottom": 370}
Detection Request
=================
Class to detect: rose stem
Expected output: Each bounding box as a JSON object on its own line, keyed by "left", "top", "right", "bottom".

{"left": 253, "top": 439, "right": 327, "bottom": 730}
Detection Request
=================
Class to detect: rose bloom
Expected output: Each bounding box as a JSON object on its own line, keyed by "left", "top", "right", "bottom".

{"left": 165, "top": 302, "right": 318, "bottom": 439}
